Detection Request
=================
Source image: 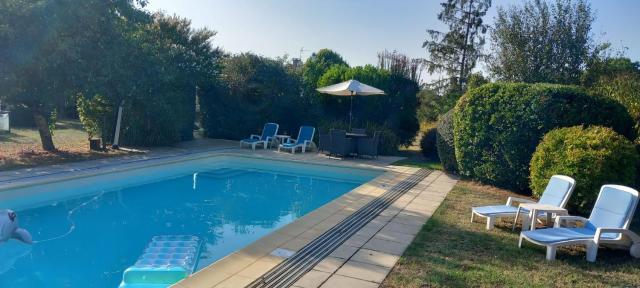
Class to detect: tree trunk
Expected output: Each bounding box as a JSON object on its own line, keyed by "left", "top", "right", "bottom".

{"left": 459, "top": 0, "right": 474, "bottom": 88}
{"left": 33, "top": 110, "right": 56, "bottom": 151}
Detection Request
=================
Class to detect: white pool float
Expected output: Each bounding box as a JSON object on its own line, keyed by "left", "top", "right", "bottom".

{"left": 119, "top": 235, "right": 202, "bottom": 288}
{"left": 0, "top": 209, "right": 32, "bottom": 244}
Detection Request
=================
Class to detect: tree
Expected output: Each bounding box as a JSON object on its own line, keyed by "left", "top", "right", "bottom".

{"left": 78, "top": 12, "right": 224, "bottom": 146}
{"left": 377, "top": 50, "right": 425, "bottom": 84}
{"left": 423, "top": 0, "right": 491, "bottom": 92}
{"left": 0, "top": 0, "right": 146, "bottom": 151}
{"left": 302, "top": 49, "right": 348, "bottom": 91}
{"left": 581, "top": 56, "right": 640, "bottom": 87}
{"left": 489, "top": 0, "right": 593, "bottom": 84}
{"left": 201, "top": 53, "right": 305, "bottom": 140}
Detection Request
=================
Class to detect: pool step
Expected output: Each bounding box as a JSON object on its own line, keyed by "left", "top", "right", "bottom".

{"left": 119, "top": 235, "right": 202, "bottom": 288}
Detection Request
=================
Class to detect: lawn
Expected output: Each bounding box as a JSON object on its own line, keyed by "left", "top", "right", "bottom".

{"left": 393, "top": 123, "right": 443, "bottom": 170}
{"left": 383, "top": 181, "right": 640, "bottom": 287}
{"left": 0, "top": 120, "right": 129, "bottom": 171}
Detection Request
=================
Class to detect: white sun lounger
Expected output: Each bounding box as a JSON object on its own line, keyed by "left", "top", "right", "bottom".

{"left": 471, "top": 175, "right": 576, "bottom": 230}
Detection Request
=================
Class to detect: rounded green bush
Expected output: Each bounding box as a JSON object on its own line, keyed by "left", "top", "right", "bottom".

{"left": 454, "top": 82, "right": 634, "bottom": 192}
{"left": 530, "top": 126, "right": 638, "bottom": 214}
{"left": 436, "top": 109, "right": 457, "bottom": 173}
{"left": 420, "top": 127, "right": 438, "bottom": 160}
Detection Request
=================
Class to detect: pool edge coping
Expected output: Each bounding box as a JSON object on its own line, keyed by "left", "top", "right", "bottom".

{"left": 0, "top": 148, "right": 396, "bottom": 192}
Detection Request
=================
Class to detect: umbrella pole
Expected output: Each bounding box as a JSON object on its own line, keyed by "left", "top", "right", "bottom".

{"left": 349, "top": 93, "right": 353, "bottom": 130}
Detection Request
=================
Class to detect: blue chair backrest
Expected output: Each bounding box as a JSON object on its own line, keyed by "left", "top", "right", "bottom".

{"left": 296, "top": 126, "right": 315, "bottom": 144}
{"left": 586, "top": 185, "right": 639, "bottom": 231}
{"left": 537, "top": 175, "right": 576, "bottom": 207}
{"left": 261, "top": 123, "right": 279, "bottom": 140}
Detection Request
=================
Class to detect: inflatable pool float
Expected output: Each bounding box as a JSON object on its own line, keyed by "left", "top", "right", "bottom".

{"left": 119, "top": 235, "right": 202, "bottom": 288}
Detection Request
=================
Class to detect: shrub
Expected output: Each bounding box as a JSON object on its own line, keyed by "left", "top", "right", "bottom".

{"left": 436, "top": 109, "right": 457, "bottom": 173}
{"left": 454, "top": 82, "right": 634, "bottom": 192}
{"left": 530, "top": 126, "right": 638, "bottom": 214}
{"left": 420, "top": 127, "right": 438, "bottom": 160}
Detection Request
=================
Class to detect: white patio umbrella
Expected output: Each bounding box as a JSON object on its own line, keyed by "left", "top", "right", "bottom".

{"left": 316, "top": 79, "right": 385, "bottom": 129}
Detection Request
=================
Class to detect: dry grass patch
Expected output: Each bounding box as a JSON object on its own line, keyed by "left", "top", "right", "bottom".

{"left": 0, "top": 120, "right": 130, "bottom": 171}
{"left": 383, "top": 181, "right": 640, "bottom": 287}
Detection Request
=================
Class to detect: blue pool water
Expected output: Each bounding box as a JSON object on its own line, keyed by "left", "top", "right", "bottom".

{"left": 0, "top": 157, "right": 381, "bottom": 287}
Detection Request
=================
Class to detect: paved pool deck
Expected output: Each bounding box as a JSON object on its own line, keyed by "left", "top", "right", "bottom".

{"left": 0, "top": 139, "right": 458, "bottom": 288}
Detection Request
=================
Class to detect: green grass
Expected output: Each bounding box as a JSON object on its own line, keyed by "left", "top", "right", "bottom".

{"left": 383, "top": 181, "right": 640, "bottom": 287}
{"left": 392, "top": 157, "right": 443, "bottom": 170}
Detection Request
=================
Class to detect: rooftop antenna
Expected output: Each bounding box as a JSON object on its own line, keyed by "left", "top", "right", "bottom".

{"left": 299, "top": 47, "right": 307, "bottom": 60}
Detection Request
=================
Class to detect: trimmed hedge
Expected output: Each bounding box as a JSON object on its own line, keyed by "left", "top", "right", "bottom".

{"left": 436, "top": 109, "right": 457, "bottom": 173}
{"left": 530, "top": 126, "right": 638, "bottom": 214}
{"left": 420, "top": 127, "right": 438, "bottom": 160}
{"left": 454, "top": 83, "right": 634, "bottom": 192}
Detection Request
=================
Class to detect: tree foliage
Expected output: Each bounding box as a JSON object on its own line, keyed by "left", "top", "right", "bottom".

{"left": 436, "top": 109, "right": 457, "bottom": 173}
{"left": 377, "top": 50, "right": 425, "bottom": 84}
{"left": 302, "top": 49, "right": 348, "bottom": 92}
{"left": 489, "top": 0, "right": 593, "bottom": 84}
{"left": 424, "top": 0, "right": 491, "bottom": 91}
{"left": 0, "top": 0, "right": 144, "bottom": 150}
{"left": 200, "top": 53, "right": 307, "bottom": 140}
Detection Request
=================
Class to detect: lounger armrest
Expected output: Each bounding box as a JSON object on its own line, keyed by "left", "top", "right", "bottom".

{"left": 554, "top": 216, "right": 588, "bottom": 228}
{"left": 304, "top": 140, "right": 313, "bottom": 147}
{"left": 265, "top": 136, "right": 274, "bottom": 143}
{"left": 594, "top": 228, "right": 640, "bottom": 244}
{"left": 250, "top": 134, "right": 261, "bottom": 140}
{"left": 506, "top": 196, "right": 535, "bottom": 206}
{"left": 286, "top": 138, "right": 297, "bottom": 144}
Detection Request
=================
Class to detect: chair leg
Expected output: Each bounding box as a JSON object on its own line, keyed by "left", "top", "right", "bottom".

{"left": 521, "top": 214, "right": 531, "bottom": 231}
{"left": 586, "top": 242, "right": 598, "bottom": 262}
{"left": 252, "top": 143, "right": 256, "bottom": 150}
{"left": 546, "top": 246, "right": 557, "bottom": 261}
{"left": 486, "top": 217, "right": 495, "bottom": 230}
{"left": 518, "top": 234, "right": 524, "bottom": 248}
{"left": 630, "top": 243, "right": 640, "bottom": 258}
{"left": 470, "top": 212, "right": 475, "bottom": 223}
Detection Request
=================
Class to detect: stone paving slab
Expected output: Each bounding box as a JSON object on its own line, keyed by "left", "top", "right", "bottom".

{"left": 291, "top": 170, "right": 457, "bottom": 288}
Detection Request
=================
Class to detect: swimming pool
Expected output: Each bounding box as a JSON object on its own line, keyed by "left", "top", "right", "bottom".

{"left": 0, "top": 156, "right": 382, "bottom": 287}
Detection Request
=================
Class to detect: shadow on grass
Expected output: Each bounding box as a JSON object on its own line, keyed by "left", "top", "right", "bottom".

{"left": 0, "top": 131, "right": 31, "bottom": 144}
{"left": 55, "top": 119, "right": 85, "bottom": 130}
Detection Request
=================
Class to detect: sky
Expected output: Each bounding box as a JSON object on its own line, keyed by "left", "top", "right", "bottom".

{"left": 144, "top": 0, "right": 640, "bottom": 70}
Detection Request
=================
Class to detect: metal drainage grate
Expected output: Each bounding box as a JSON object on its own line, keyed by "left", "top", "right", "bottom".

{"left": 247, "top": 169, "right": 433, "bottom": 288}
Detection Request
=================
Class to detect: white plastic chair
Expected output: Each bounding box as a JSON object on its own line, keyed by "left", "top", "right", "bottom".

{"left": 519, "top": 184, "right": 640, "bottom": 262}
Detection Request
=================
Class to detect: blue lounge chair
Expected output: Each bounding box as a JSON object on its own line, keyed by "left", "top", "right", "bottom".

{"left": 278, "top": 126, "right": 316, "bottom": 153}
{"left": 519, "top": 184, "right": 640, "bottom": 261}
{"left": 240, "top": 123, "right": 279, "bottom": 150}
{"left": 471, "top": 175, "right": 576, "bottom": 230}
